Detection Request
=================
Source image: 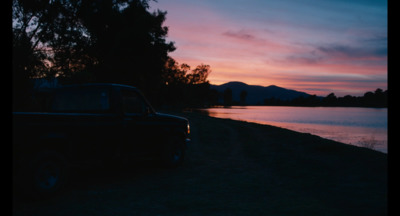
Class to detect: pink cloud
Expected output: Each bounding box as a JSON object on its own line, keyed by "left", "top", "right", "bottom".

{"left": 151, "top": 1, "right": 387, "bottom": 96}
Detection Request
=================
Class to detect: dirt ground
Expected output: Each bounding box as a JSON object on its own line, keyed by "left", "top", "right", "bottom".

{"left": 13, "top": 111, "right": 387, "bottom": 216}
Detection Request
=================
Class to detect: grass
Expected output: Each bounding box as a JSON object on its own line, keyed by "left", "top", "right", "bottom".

{"left": 13, "top": 111, "right": 387, "bottom": 216}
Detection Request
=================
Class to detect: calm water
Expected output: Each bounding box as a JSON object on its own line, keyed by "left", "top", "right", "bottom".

{"left": 200, "top": 106, "right": 388, "bottom": 153}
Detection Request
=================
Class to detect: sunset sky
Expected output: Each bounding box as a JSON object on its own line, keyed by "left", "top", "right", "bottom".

{"left": 150, "top": 0, "right": 387, "bottom": 96}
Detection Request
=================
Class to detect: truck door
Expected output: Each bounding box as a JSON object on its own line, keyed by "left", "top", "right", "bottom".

{"left": 50, "top": 86, "right": 119, "bottom": 163}
{"left": 120, "top": 89, "right": 156, "bottom": 158}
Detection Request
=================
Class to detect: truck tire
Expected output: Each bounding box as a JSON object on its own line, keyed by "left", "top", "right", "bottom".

{"left": 29, "top": 150, "right": 70, "bottom": 198}
{"left": 162, "top": 136, "right": 185, "bottom": 168}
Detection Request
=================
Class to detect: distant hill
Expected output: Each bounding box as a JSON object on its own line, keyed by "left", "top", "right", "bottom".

{"left": 210, "top": 81, "right": 313, "bottom": 105}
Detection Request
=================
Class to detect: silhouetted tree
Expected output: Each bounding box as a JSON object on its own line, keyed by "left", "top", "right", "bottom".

{"left": 373, "top": 88, "right": 386, "bottom": 107}
{"left": 12, "top": 6, "right": 49, "bottom": 111}
{"left": 209, "top": 89, "right": 219, "bottom": 105}
{"left": 223, "top": 88, "right": 233, "bottom": 106}
{"left": 12, "top": 33, "right": 39, "bottom": 111}
{"left": 186, "top": 64, "right": 211, "bottom": 85}
{"left": 323, "top": 93, "right": 337, "bottom": 106}
{"left": 163, "top": 58, "right": 190, "bottom": 86}
{"left": 184, "top": 82, "right": 211, "bottom": 107}
{"left": 240, "top": 90, "right": 247, "bottom": 105}
{"left": 77, "top": 0, "right": 176, "bottom": 102}
{"left": 12, "top": 0, "right": 94, "bottom": 80}
{"left": 184, "top": 64, "right": 212, "bottom": 107}
{"left": 12, "top": 0, "right": 182, "bottom": 107}
{"left": 359, "top": 88, "right": 387, "bottom": 107}
{"left": 264, "top": 97, "right": 282, "bottom": 106}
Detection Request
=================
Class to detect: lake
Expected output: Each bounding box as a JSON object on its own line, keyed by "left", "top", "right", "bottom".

{"left": 199, "top": 106, "right": 388, "bottom": 153}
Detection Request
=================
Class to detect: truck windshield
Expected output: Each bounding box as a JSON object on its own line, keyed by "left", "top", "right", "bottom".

{"left": 52, "top": 88, "right": 111, "bottom": 113}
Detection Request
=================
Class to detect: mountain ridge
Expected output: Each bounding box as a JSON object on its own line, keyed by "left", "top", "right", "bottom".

{"left": 210, "top": 81, "right": 314, "bottom": 105}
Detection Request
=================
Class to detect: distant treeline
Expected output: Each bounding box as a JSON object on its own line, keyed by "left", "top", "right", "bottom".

{"left": 263, "top": 88, "right": 387, "bottom": 108}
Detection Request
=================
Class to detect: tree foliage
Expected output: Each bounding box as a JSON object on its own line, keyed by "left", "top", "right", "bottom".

{"left": 186, "top": 64, "right": 211, "bottom": 85}
{"left": 239, "top": 90, "right": 247, "bottom": 105}
{"left": 12, "top": 0, "right": 213, "bottom": 109}
{"left": 161, "top": 59, "right": 212, "bottom": 107}
{"left": 223, "top": 88, "right": 233, "bottom": 106}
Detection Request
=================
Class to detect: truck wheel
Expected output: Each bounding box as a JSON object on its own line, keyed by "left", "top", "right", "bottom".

{"left": 163, "top": 137, "right": 185, "bottom": 168}
{"left": 29, "top": 150, "right": 69, "bottom": 198}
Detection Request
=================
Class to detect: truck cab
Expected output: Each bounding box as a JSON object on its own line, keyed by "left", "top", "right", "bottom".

{"left": 13, "top": 83, "right": 190, "bottom": 197}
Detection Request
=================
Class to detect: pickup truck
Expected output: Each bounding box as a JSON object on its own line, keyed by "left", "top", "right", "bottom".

{"left": 13, "top": 83, "right": 190, "bottom": 197}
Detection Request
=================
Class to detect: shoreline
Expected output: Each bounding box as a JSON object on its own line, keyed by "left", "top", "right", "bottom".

{"left": 191, "top": 106, "right": 388, "bottom": 154}
{"left": 212, "top": 117, "right": 387, "bottom": 154}
{"left": 14, "top": 110, "right": 387, "bottom": 215}
{"left": 204, "top": 104, "right": 388, "bottom": 109}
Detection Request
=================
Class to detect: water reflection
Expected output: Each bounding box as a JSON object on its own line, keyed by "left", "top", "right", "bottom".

{"left": 199, "top": 106, "right": 387, "bottom": 153}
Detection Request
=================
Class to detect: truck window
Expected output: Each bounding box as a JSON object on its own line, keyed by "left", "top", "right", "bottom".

{"left": 122, "top": 90, "right": 146, "bottom": 115}
{"left": 52, "top": 88, "right": 110, "bottom": 113}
